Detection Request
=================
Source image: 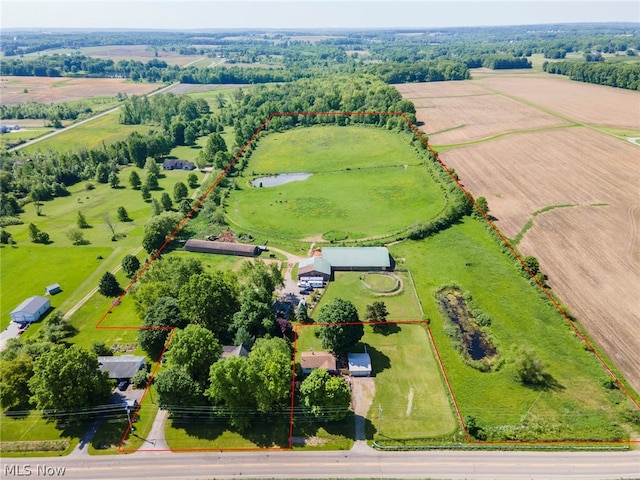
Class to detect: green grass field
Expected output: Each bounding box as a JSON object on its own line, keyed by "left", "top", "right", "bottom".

{"left": 390, "top": 218, "right": 638, "bottom": 441}
{"left": 1, "top": 166, "right": 198, "bottom": 331}
{"left": 294, "top": 323, "right": 457, "bottom": 442}
{"left": 22, "top": 111, "right": 150, "bottom": 153}
{"left": 227, "top": 126, "right": 445, "bottom": 240}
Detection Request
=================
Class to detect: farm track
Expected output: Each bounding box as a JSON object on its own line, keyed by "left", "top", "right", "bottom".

{"left": 397, "top": 70, "right": 640, "bottom": 395}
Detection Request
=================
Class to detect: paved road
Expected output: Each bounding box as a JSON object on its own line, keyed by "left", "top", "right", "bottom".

{"left": 2, "top": 449, "right": 638, "bottom": 479}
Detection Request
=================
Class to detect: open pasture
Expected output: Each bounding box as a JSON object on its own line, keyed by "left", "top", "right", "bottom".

{"left": 227, "top": 125, "right": 446, "bottom": 241}
{"left": 228, "top": 165, "right": 445, "bottom": 241}
{"left": 391, "top": 219, "right": 639, "bottom": 441}
{"left": 0, "top": 76, "right": 159, "bottom": 105}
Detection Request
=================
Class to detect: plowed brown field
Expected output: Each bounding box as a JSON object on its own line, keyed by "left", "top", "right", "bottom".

{"left": 0, "top": 76, "right": 159, "bottom": 104}
{"left": 397, "top": 70, "right": 640, "bottom": 394}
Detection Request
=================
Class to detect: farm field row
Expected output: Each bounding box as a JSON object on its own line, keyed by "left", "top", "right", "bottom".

{"left": 0, "top": 76, "right": 160, "bottom": 105}
{"left": 397, "top": 69, "right": 640, "bottom": 395}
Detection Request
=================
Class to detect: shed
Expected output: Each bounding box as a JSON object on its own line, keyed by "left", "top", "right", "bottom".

{"left": 322, "top": 247, "right": 391, "bottom": 271}
{"left": 348, "top": 352, "right": 372, "bottom": 377}
{"left": 185, "top": 239, "right": 261, "bottom": 257}
{"left": 45, "top": 283, "right": 62, "bottom": 295}
{"left": 221, "top": 344, "right": 249, "bottom": 359}
{"left": 98, "top": 355, "right": 146, "bottom": 381}
{"left": 301, "top": 351, "right": 337, "bottom": 375}
{"left": 10, "top": 296, "right": 51, "bottom": 323}
{"left": 297, "top": 256, "right": 332, "bottom": 282}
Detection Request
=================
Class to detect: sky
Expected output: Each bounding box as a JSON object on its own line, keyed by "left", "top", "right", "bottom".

{"left": 1, "top": 0, "right": 638, "bottom": 30}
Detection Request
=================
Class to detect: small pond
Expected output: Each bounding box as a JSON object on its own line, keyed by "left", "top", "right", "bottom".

{"left": 251, "top": 172, "right": 312, "bottom": 187}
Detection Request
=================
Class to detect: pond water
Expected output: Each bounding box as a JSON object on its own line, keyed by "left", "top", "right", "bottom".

{"left": 251, "top": 172, "right": 312, "bottom": 187}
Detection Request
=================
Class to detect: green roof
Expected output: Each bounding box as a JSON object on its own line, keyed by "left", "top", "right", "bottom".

{"left": 321, "top": 247, "right": 390, "bottom": 269}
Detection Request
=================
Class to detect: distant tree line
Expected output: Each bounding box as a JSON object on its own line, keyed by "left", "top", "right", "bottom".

{"left": 543, "top": 60, "right": 640, "bottom": 90}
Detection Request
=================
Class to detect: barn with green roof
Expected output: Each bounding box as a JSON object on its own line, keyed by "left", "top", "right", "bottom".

{"left": 297, "top": 246, "right": 392, "bottom": 283}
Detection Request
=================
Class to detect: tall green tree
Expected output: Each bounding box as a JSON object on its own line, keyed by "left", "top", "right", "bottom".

{"left": 138, "top": 297, "right": 187, "bottom": 360}
{"left": 173, "top": 182, "right": 188, "bottom": 203}
{"left": 178, "top": 271, "right": 240, "bottom": 341}
{"left": 206, "top": 356, "right": 254, "bottom": 431}
{"left": 318, "top": 298, "right": 363, "bottom": 356}
{"left": 76, "top": 211, "right": 90, "bottom": 229}
{"left": 165, "top": 324, "right": 221, "bottom": 388}
{"left": 0, "top": 354, "right": 34, "bottom": 409}
{"left": 121, "top": 254, "right": 141, "bottom": 279}
{"left": 129, "top": 170, "right": 142, "bottom": 190}
{"left": 154, "top": 367, "right": 203, "bottom": 413}
{"left": 160, "top": 192, "right": 173, "bottom": 211}
{"left": 29, "top": 345, "right": 111, "bottom": 412}
{"left": 141, "top": 211, "right": 182, "bottom": 254}
{"left": 247, "top": 337, "right": 292, "bottom": 413}
{"left": 299, "top": 368, "right": 351, "bottom": 421}
{"left": 98, "top": 271, "right": 121, "bottom": 297}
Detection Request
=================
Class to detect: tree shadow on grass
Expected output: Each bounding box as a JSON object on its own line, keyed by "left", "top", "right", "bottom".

{"left": 371, "top": 322, "right": 401, "bottom": 336}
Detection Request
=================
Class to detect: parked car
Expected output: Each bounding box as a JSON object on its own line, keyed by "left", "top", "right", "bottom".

{"left": 117, "top": 380, "right": 129, "bottom": 391}
{"left": 17, "top": 323, "right": 30, "bottom": 335}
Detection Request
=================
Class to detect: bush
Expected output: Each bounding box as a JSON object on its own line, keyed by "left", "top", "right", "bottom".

{"left": 131, "top": 369, "right": 150, "bottom": 389}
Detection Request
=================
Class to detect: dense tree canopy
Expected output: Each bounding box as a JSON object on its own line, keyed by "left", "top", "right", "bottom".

{"left": 318, "top": 298, "right": 364, "bottom": 356}
{"left": 28, "top": 345, "right": 111, "bottom": 412}
{"left": 299, "top": 368, "right": 351, "bottom": 421}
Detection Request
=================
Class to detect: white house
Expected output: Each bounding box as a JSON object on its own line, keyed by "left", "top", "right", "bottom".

{"left": 10, "top": 296, "right": 51, "bottom": 323}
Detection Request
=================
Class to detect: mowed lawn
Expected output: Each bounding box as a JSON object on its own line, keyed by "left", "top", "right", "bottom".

{"left": 1, "top": 166, "right": 200, "bottom": 331}
{"left": 391, "top": 218, "right": 637, "bottom": 441}
{"left": 22, "top": 110, "right": 151, "bottom": 153}
{"left": 294, "top": 323, "right": 457, "bottom": 441}
{"left": 227, "top": 125, "right": 445, "bottom": 240}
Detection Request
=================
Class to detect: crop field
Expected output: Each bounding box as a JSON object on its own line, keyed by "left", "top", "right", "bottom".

{"left": 0, "top": 76, "right": 159, "bottom": 105}
{"left": 396, "top": 69, "right": 640, "bottom": 395}
{"left": 227, "top": 125, "right": 446, "bottom": 241}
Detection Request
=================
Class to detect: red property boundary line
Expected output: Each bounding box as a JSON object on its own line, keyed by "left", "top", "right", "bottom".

{"left": 92, "top": 111, "right": 637, "bottom": 452}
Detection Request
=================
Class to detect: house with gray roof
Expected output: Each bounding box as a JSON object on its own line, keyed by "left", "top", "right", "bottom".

{"left": 98, "top": 355, "right": 146, "bottom": 381}
{"left": 10, "top": 296, "right": 51, "bottom": 323}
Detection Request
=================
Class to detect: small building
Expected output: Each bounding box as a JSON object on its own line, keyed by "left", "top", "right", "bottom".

{"left": 185, "top": 239, "right": 262, "bottom": 257}
{"left": 348, "top": 352, "right": 372, "bottom": 377}
{"left": 45, "top": 283, "right": 62, "bottom": 295}
{"left": 297, "top": 257, "right": 332, "bottom": 283}
{"left": 301, "top": 351, "right": 337, "bottom": 375}
{"left": 221, "top": 344, "right": 249, "bottom": 359}
{"left": 10, "top": 296, "right": 51, "bottom": 323}
{"left": 162, "top": 159, "right": 196, "bottom": 170}
{"left": 98, "top": 355, "right": 146, "bottom": 381}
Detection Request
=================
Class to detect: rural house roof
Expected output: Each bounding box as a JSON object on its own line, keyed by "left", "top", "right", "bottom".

{"left": 185, "top": 239, "right": 261, "bottom": 256}
{"left": 301, "top": 351, "right": 337, "bottom": 371}
{"left": 45, "top": 283, "right": 61, "bottom": 294}
{"left": 321, "top": 247, "right": 391, "bottom": 269}
{"left": 11, "top": 296, "right": 50, "bottom": 315}
{"left": 298, "top": 257, "right": 332, "bottom": 277}
{"left": 162, "top": 158, "right": 195, "bottom": 170}
{"left": 221, "top": 344, "right": 249, "bottom": 359}
{"left": 98, "top": 355, "right": 146, "bottom": 380}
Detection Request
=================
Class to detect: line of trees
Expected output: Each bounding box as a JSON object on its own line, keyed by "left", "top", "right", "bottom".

{"left": 543, "top": 60, "right": 640, "bottom": 90}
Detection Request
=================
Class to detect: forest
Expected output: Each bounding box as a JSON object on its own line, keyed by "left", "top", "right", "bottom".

{"left": 1, "top": 23, "right": 638, "bottom": 89}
